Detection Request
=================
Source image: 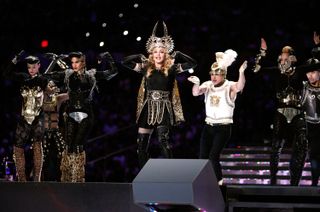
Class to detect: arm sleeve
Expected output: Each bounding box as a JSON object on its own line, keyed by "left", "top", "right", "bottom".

{"left": 173, "top": 51, "right": 197, "bottom": 72}
{"left": 121, "top": 54, "right": 146, "bottom": 71}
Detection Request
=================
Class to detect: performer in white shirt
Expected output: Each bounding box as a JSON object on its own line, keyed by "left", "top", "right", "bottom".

{"left": 188, "top": 49, "right": 247, "bottom": 185}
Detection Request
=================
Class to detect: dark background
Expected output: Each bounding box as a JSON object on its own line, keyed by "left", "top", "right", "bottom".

{"left": 0, "top": 0, "right": 319, "bottom": 182}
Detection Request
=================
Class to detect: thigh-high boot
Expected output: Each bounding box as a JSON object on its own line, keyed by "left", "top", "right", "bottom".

{"left": 157, "top": 126, "right": 172, "bottom": 158}
{"left": 137, "top": 133, "right": 151, "bottom": 168}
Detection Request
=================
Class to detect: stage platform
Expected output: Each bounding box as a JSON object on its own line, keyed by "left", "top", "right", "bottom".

{"left": 1, "top": 182, "right": 320, "bottom": 212}
{"left": 225, "top": 185, "right": 320, "bottom": 212}
{"left": 1, "top": 146, "right": 320, "bottom": 211}
{"left": 0, "top": 182, "right": 144, "bottom": 212}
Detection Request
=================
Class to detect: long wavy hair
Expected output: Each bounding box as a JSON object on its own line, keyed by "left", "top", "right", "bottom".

{"left": 146, "top": 50, "right": 173, "bottom": 77}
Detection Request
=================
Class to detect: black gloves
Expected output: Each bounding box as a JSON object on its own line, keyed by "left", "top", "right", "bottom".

{"left": 12, "top": 50, "right": 25, "bottom": 65}
{"left": 98, "top": 52, "right": 118, "bottom": 74}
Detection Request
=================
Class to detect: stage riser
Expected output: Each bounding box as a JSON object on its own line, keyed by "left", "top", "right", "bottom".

{"left": 0, "top": 182, "right": 144, "bottom": 212}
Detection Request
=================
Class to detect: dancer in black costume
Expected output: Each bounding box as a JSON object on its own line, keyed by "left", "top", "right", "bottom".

{"left": 4, "top": 53, "right": 48, "bottom": 181}
{"left": 254, "top": 39, "right": 307, "bottom": 185}
{"left": 47, "top": 51, "right": 117, "bottom": 182}
{"left": 122, "top": 22, "right": 197, "bottom": 168}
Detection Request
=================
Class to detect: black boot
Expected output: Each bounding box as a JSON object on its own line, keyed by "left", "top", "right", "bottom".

{"left": 311, "top": 159, "right": 320, "bottom": 186}
{"left": 290, "top": 132, "right": 308, "bottom": 186}
{"left": 157, "top": 126, "right": 172, "bottom": 158}
{"left": 137, "top": 133, "right": 151, "bottom": 168}
{"left": 270, "top": 139, "right": 284, "bottom": 185}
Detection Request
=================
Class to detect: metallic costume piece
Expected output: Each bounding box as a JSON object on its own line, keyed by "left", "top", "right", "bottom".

{"left": 69, "top": 112, "right": 88, "bottom": 123}
{"left": 13, "top": 146, "right": 26, "bottom": 181}
{"left": 253, "top": 48, "right": 267, "bottom": 73}
{"left": 301, "top": 82, "right": 320, "bottom": 124}
{"left": 13, "top": 142, "right": 44, "bottom": 182}
{"left": 146, "top": 90, "right": 172, "bottom": 125}
{"left": 21, "top": 86, "right": 44, "bottom": 124}
{"left": 254, "top": 46, "right": 307, "bottom": 185}
{"left": 278, "top": 57, "right": 297, "bottom": 75}
{"left": 60, "top": 149, "right": 85, "bottom": 182}
{"left": 276, "top": 108, "right": 300, "bottom": 123}
{"left": 42, "top": 129, "right": 65, "bottom": 158}
{"left": 146, "top": 21, "right": 174, "bottom": 53}
{"left": 32, "top": 142, "right": 43, "bottom": 182}
{"left": 136, "top": 78, "right": 184, "bottom": 126}
{"left": 171, "top": 80, "right": 185, "bottom": 124}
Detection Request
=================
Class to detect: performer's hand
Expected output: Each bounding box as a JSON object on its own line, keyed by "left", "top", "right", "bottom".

{"left": 187, "top": 76, "right": 200, "bottom": 85}
{"left": 260, "top": 38, "right": 267, "bottom": 50}
{"left": 314, "top": 31, "right": 320, "bottom": 45}
{"left": 12, "top": 50, "right": 25, "bottom": 65}
{"left": 140, "top": 54, "right": 148, "bottom": 63}
{"left": 239, "top": 60, "right": 248, "bottom": 73}
{"left": 98, "top": 51, "right": 114, "bottom": 62}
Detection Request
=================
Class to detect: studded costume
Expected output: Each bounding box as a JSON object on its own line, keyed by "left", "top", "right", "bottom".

{"left": 299, "top": 57, "right": 320, "bottom": 186}
{"left": 41, "top": 81, "right": 68, "bottom": 181}
{"left": 48, "top": 52, "right": 117, "bottom": 182}
{"left": 4, "top": 55, "right": 48, "bottom": 181}
{"left": 122, "top": 22, "right": 197, "bottom": 167}
{"left": 254, "top": 46, "right": 307, "bottom": 185}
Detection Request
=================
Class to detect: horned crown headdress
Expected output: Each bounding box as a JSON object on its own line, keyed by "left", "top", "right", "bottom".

{"left": 146, "top": 21, "right": 175, "bottom": 53}
{"left": 210, "top": 49, "right": 238, "bottom": 75}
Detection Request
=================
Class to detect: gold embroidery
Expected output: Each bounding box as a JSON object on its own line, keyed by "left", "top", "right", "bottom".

{"left": 210, "top": 95, "right": 220, "bottom": 106}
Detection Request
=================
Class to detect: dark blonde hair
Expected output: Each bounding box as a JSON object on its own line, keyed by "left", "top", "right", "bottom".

{"left": 282, "top": 46, "right": 295, "bottom": 55}
{"left": 146, "top": 50, "right": 173, "bottom": 77}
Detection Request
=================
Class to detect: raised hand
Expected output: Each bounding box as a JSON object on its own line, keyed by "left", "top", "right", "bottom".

{"left": 187, "top": 76, "right": 200, "bottom": 85}
{"left": 239, "top": 60, "right": 248, "bottom": 73}
{"left": 314, "top": 31, "right": 320, "bottom": 45}
{"left": 12, "top": 50, "right": 25, "bottom": 64}
{"left": 261, "top": 38, "right": 267, "bottom": 50}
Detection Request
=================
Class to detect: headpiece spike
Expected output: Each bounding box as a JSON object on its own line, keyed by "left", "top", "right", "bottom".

{"left": 146, "top": 21, "right": 174, "bottom": 53}
{"left": 163, "top": 21, "right": 168, "bottom": 36}
{"left": 152, "top": 21, "right": 159, "bottom": 36}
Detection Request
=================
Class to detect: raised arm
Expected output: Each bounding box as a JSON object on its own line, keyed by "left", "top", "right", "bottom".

{"left": 187, "top": 76, "right": 208, "bottom": 96}
{"left": 253, "top": 38, "right": 267, "bottom": 73}
{"left": 172, "top": 51, "right": 197, "bottom": 73}
{"left": 3, "top": 51, "right": 29, "bottom": 81}
{"left": 312, "top": 31, "right": 320, "bottom": 60}
{"left": 121, "top": 54, "right": 148, "bottom": 73}
{"left": 95, "top": 52, "right": 118, "bottom": 80}
{"left": 230, "top": 60, "right": 247, "bottom": 99}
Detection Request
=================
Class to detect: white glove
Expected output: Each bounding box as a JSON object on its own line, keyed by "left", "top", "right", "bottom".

{"left": 187, "top": 76, "right": 200, "bottom": 85}
{"left": 239, "top": 60, "right": 248, "bottom": 73}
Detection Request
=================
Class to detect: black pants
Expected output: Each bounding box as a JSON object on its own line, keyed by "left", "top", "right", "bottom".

{"left": 199, "top": 124, "right": 232, "bottom": 181}
{"left": 65, "top": 113, "right": 94, "bottom": 153}
{"left": 270, "top": 112, "right": 307, "bottom": 185}
{"left": 307, "top": 122, "right": 320, "bottom": 186}
{"left": 42, "top": 129, "right": 65, "bottom": 181}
